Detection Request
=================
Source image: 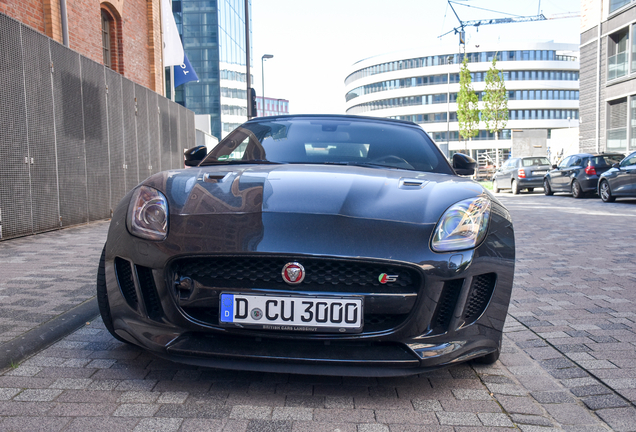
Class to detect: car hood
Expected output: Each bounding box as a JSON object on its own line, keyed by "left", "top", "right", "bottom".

{"left": 142, "top": 164, "right": 488, "bottom": 225}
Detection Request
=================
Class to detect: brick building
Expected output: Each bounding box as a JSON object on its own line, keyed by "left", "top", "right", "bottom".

{"left": 0, "top": 0, "right": 163, "bottom": 94}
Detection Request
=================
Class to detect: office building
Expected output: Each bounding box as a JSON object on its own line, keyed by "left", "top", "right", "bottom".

{"left": 172, "top": 0, "right": 252, "bottom": 139}
{"left": 580, "top": 0, "right": 636, "bottom": 154}
{"left": 257, "top": 97, "right": 290, "bottom": 117}
{"left": 345, "top": 42, "right": 580, "bottom": 163}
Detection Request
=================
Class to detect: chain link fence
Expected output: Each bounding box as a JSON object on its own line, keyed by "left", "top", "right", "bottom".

{"left": 0, "top": 13, "right": 195, "bottom": 241}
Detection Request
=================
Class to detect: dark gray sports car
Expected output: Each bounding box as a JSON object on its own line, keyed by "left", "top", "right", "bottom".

{"left": 98, "top": 115, "right": 515, "bottom": 376}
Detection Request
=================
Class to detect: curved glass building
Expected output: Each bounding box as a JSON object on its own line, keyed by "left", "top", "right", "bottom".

{"left": 344, "top": 42, "right": 579, "bottom": 162}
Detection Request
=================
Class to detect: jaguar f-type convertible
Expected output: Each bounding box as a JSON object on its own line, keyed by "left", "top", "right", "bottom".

{"left": 97, "top": 115, "right": 515, "bottom": 376}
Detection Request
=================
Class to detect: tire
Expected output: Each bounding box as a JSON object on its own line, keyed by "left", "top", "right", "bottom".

{"left": 96, "top": 245, "right": 128, "bottom": 344}
{"left": 527, "top": 188, "right": 534, "bottom": 192}
{"left": 599, "top": 180, "right": 616, "bottom": 203}
{"left": 571, "top": 180, "right": 584, "bottom": 199}
{"left": 473, "top": 335, "right": 502, "bottom": 365}
{"left": 492, "top": 179, "right": 500, "bottom": 193}
{"left": 511, "top": 179, "right": 520, "bottom": 195}
{"left": 544, "top": 178, "right": 553, "bottom": 195}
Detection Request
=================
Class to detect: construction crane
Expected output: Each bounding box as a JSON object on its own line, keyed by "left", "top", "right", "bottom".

{"left": 439, "top": 1, "right": 579, "bottom": 40}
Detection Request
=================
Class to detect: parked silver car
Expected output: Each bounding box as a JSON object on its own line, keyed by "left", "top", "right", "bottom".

{"left": 492, "top": 156, "right": 551, "bottom": 194}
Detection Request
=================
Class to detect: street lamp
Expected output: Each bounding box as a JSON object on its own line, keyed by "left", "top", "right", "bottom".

{"left": 445, "top": 55, "right": 453, "bottom": 159}
{"left": 261, "top": 54, "right": 274, "bottom": 116}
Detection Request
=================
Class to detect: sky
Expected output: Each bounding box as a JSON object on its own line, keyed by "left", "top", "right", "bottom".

{"left": 250, "top": 0, "right": 581, "bottom": 115}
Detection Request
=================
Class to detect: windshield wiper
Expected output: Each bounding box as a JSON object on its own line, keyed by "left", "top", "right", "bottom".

{"left": 201, "top": 159, "right": 285, "bottom": 165}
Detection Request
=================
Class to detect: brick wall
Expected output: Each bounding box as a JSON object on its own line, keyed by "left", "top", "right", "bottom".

{"left": 1, "top": 0, "right": 163, "bottom": 94}
{"left": 0, "top": 0, "right": 46, "bottom": 34}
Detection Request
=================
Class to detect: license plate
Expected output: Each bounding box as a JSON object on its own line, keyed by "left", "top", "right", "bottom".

{"left": 533, "top": 170, "right": 547, "bottom": 175}
{"left": 219, "top": 293, "right": 363, "bottom": 333}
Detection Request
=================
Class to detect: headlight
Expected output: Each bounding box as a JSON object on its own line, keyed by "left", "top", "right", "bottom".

{"left": 431, "top": 197, "right": 491, "bottom": 252}
{"left": 127, "top": 186, "right": 168, "bottom": 241}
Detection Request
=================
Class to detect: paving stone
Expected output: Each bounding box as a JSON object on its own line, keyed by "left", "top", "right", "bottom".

{"left": 596, "top": 407, "right": 636, "bottom": 432}
{"left": 0, "top": 416, "right": 71, "bottom": 432}
{"left": 509, "top": 413, "right": 555, "bottom": 427}
{"left": 435, "top": 411, "right": 481, "bottom": 426}
{"left": 582, "top": 394, "right": 630, "bottom": 410}
{"left": 112, "top": 403, "right": 160, "bottom": 417}
{"left": 13, "top": 388, "right": 63, "bottom": 402}
{"left": 543, "top": 403, "right": 601, "bottom": 425}
{"left": 530, "top": 391, "right": 575, "bottom": 404}
{"left": 477, "top": 412, "right": 515, "bottom": 427}
{"left": 133, "top": 417, "right": 183, "bottom": 432}
{"left": 245, "top": 419, "right": 293, "bottom": 432}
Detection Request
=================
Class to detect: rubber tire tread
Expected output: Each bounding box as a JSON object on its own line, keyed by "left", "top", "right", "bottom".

{"left": 572, "top": 180, "right": 584, "bottom": 199}
{"left": 544, "top": 179, "right": 553, "bottom": 195}
{"left": 512, "top": 179, "right": 520, "bottom": 195}
{"left": 492, "top": 180, "right": 500, "bottom": 193}
{"left": 96, "top": 245, "right": 128, "bottom": 343}
{"left": 600, "top": 180, "right": 616, "bottom": 203}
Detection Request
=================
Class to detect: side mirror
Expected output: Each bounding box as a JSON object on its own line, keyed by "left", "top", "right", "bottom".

{"left": 612, "top": 162, "right": 620, "bottom": 169}
{"left": 184, "top": 146, "right": 207, "bottom": 167}
{"left": 552, "top": 164, "right": 558, "bottom": 169}
{"left": 452, "top": 153, "right": 476, "bottom": 176}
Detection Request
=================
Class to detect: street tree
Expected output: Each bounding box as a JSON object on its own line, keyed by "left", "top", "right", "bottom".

{"left": 456, "top": 56, "right": 480, "bottom": 146}
{"left": 482, "top": 56, "right": 509, "bottom": 141}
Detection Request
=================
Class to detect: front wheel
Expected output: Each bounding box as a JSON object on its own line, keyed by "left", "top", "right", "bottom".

{"left": 511, "top": 179, "right": 520, "bottom": 195}
{"left": 473, "top": 335, "right": 502, "bottom": 365}
{"left": 492, "top": 179, "right": 500, "bottom": 193}
{"left": 599, "top": 180, "right": 615, "bottom": 203}
{"left": 544, "top": 179, "right": 553, "bottom": 195}
{"left": 96, "top": 245, "right": 128, "bottom": 344}
{"left": 571, "top": 180, "right": 584, "bottom": 199}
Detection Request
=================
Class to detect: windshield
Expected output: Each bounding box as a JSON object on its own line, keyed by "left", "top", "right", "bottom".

{"left": 521, "top": 157, "right": 550, "bottom": 167}
{"left": 200, "top": 118, "right": 453, "bottom": 174}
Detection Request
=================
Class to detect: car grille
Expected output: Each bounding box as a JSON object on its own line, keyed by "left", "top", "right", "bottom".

{"left": 115, "top": 257, "right": 163, "bottom": 321}
{"left": 169, "top": 256, "right": 422, "bottom": 334}
{"left": 174, "top": 256, "right": 416, "bottom": 289}
{"left": 462, "top": 273, "right": 497, "bottom": 324}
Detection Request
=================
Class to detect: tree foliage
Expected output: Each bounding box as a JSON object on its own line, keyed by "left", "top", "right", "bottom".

{"left": 482, "top": 57, "right": 509, "bottom": 139}
{"left": 456, "top": 56, "right": 479, "bottom": 141}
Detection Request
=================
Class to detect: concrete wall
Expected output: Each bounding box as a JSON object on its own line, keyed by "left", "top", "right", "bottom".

{"left": 511, "top": 129, "right": 548, "bottom": 158}
{"left": 548, "top": 128, "right": 580, "bottom": 164}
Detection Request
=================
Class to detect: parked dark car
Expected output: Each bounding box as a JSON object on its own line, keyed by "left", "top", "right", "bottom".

{"left": 97, "top": 115, "right": 515, "bottom": 377}
{"left": 543, "top": 153, "right": 624, "bottom": 198}
{"left": 492, "top": 156, "right": 551, "bottom": 194}
{"left": 598, "top": 151, "right": 636, "bottom": 202}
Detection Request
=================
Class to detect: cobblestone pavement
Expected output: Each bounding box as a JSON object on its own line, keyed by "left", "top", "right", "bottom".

{"left": 0, "top": 222, "right": 109, "bottom": 343}
{"left": 0, "top": 194, "right": 634, "bottom": 431}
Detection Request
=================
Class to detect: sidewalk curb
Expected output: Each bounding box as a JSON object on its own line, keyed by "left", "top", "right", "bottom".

{"left": 0, "top": 297, "right": 99, "bottom": 371}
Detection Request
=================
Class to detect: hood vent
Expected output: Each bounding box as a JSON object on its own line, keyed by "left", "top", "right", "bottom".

{"left": 399, "top": 178, "right": 427, "bottom": 189}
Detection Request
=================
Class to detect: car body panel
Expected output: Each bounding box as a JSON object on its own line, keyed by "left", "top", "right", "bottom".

{"left": 599, "top": 151, "right": 636, "bottom": 199}
{"left": 101, "top": 115, "right": 515, "bottom": 376}
{"left": 545, "top": 153, "right": 624, "bottom": 195}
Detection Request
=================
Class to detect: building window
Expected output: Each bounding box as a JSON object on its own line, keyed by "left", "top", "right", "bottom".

{"left": 608, "top": 28, "right": 629, "bottom": 80}
{"left": 608, "top": 98, "right": 628, "bottom": 151}
{"left": 610, "top": 0, "right": 631, "bottom": 13}
{"left": 101, "top": 10, "right": 111, "bottom": 68}
{"left": 100, "top": 6, "right": 123, "bottom": 74}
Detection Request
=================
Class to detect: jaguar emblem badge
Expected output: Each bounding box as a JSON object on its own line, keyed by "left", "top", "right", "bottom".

{"left": 282, "top": 262, "right": 305, "bottom": 285}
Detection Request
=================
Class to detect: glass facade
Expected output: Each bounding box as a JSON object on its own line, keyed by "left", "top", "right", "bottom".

{"left": 348, "top": 89, "right": 579, "bottom": 115}
{"left": 172, "top": 0, "right": 251, "bottom": 139}
{"left": 346, "top": 70, "right": 579, "bottom": 102}
{"left": 345, "top": 50, "right": 576, "bottom": 85}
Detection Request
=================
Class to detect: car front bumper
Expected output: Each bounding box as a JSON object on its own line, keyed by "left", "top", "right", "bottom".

{"left": 103, "top": 200, "right": 515, "bottom": 376}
